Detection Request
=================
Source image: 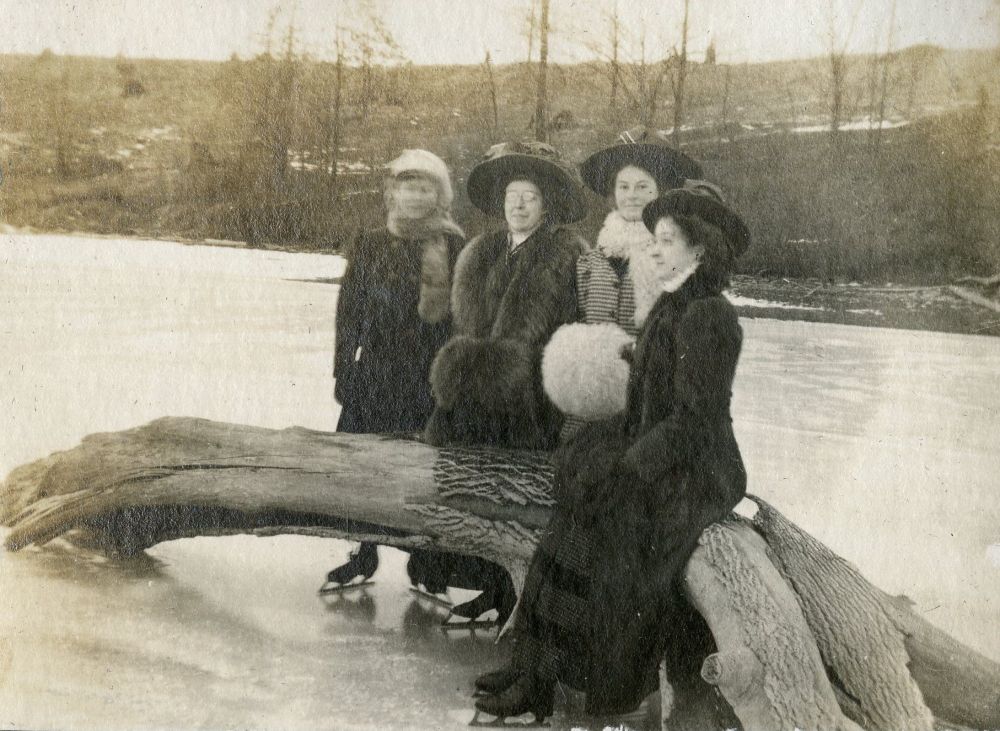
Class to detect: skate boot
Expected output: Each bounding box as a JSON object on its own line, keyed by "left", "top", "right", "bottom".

{"left": 472, "top": 663, "right": 520, "bottom": 697}
{"left": 443, "top": 570, "right": 516, "bottom": 631}
{"left": 319, "top": 542, "right": 378, "bottom": 595}
{"left": 471, "top": 672, "right": 554, "bottom": 727}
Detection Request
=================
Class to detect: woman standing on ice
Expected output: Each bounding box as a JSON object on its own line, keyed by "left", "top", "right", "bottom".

{"left": 473, "top": 183, "right": 751, "bottom": 724}
{"left": 543, "top": 126, "right": 703, "bottom": 435}
{"left": 417, "top": 141, "right": 589, "bottom": 627}
{"left": 324, "top": 149, "right": 465, "bottom": 592}
{"left": 423, "top": 141, "right": 589, "bottom": 450}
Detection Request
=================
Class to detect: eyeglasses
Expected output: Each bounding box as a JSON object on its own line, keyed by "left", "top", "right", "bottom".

{"left": 505, "top": 190, "right": 541, "bottom": 204}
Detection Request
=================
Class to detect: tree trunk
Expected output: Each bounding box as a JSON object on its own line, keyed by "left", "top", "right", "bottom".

{"left": 2, "top": 417, "right": 998, "bottom": 731}
{"left": 533, "top": 0, "right": 550, "bottom": 142}
{"left": 672, "top": 0, "right": 690, "bottom": 147}
{"left": 484, "top": 50, "right": 500, "bottom": 135}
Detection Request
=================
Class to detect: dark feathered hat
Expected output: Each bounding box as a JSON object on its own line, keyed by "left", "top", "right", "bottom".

{"left": 580, "top": 126, "right": 703, "bottom": 197}
{"left": 466, "top": 141, "right": 587, "bottom": 224}
{"left": 642, "top": 180, "right": 751, "bottom": 261}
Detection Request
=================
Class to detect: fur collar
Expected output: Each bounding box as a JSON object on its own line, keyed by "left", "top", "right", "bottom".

{"left": 451, "top": 226, "right": 586, "bottom": 341}
{"left": 631, "top": 251, "right": 700, "bottom": 328}
{"left": 596, "top": 210, "right": 653, "bottom": 260}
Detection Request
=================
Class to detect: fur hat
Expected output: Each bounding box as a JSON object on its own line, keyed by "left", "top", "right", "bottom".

{"left": 387, "top": 149, "right": 454, "bottom": 208}
{"left": 467, "top": 141, "right": 587, "bottom": 224}
{"left": 580, "top": 126, "right": 703, "bottom": 197}
{"left": 542, "top": 322, "right": 633, "bottom": 419}
{"left": 642, "top": 181, "right": 751, "bottom": 261}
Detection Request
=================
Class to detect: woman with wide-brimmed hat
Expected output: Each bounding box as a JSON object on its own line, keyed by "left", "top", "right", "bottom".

{"left": 541, "top": 127, "right": 703, "bottom": 434}
{"left": 423, "top": 140, "right": 589, "bottom": 450}
{"left": 324, "top": 149, "right": 465, "bottom": 592}
{"left": 473, "top": 182, "right": 750, "bottom": 725}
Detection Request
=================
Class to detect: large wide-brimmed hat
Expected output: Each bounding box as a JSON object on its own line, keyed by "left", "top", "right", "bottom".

{"left": 581, "top": 126, "right": 703, "bottom": 197}
{"left": 642, "top": 180, "right": 751, "bottom": 260}
{"left": 467, "top": 141, "right": 587, "bottom": 224}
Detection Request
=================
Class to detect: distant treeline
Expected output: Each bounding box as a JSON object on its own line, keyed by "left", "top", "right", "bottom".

{"left": 0, "top": 46, "right": 997, "bottom": 281}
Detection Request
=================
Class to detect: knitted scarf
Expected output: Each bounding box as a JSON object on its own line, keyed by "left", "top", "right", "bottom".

{"left": 387, "top": 208, "right": 465, "bottom": 325}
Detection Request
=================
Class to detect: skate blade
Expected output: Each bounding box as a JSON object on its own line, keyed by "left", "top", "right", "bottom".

{"left": 408, "top": 587, "right": 453, "bottom": 609}
{"left": 318, "top": 579, "right": 374, "bottom": 596}
{"left": 441, "top": 617, "right": 498, "bottom": 633}
{"left": 468, "top": 710, "right": 549, "bottom": 728}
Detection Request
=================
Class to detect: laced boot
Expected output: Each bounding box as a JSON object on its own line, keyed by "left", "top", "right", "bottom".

{"left": 474, "top": 672, "right": 555, "bottom": 724}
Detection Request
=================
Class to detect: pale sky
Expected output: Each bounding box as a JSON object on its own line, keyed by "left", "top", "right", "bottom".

{"left": 0, "top": 0, "right": 997, "bottom": 65}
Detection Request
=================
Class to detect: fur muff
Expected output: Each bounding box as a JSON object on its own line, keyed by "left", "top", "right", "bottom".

{"left": 542, "top": 322, "right": 632, "bottom": 420}
{"left": 425, "top": 226, "right": 588, "bottom": 448}
{"left": 430, "top": 336, "right": 534, "bottom": 409}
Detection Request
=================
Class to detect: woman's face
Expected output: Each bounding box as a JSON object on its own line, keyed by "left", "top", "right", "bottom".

{"left": 395, "top": 175, "right": 439, "bottom": 219}
{"left": 504, "top": 180, "right": 546, "bottom": 234}
{"left": 653, "top": 216, "right": 705, "bottom": 272}
{"left": 614, "top": 165, "right": 659, "bottom": 222}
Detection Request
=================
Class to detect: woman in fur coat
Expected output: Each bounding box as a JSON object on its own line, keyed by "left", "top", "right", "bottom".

{"left": 424, "top": 141, "right": 589, "bottom": 450}
{"left": 542, "top": 127, "right": 703, "bottom": 431}
{"left": 325, "top": 149, "right": 465, "bottom": 590}
{"left": 473, "top": 184, "right": 751, "bottom": 724}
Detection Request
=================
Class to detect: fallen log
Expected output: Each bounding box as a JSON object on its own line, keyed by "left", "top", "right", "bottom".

{"left": 2, "top": 416, "right": 998, "bottom": 731}
{"left": 947, "top": 285, "right": 1000, "bottom": 314}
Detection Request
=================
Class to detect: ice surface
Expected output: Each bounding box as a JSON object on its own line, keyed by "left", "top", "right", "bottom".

{"left": 1, "top": 233, "right": 997, "bottom": 730}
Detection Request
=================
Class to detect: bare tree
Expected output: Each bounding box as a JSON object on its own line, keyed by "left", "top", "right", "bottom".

{"left": 533, "top": 0, "right": 551, "bottom": 141}
{"left": 524, "top": 0, "right": 539, "bottom": 64}
{"left": 670, "top": 0, "right": 691, "bottom": 145}
{"left": 483, "top": 50, "right": 500, "bottom": 135}
{"left": 822, "top": 0, "right": 863, "bottom": 136}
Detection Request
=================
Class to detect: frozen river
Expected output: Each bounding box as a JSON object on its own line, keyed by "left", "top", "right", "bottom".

{"left": 1, "top": 233, "right": 998, "bottom": 730}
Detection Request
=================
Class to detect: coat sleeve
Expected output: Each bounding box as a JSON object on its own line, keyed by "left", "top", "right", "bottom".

{"left": 622, "top": 298, "right": 742, "bottom": 483}
{"left": 333, "top": 231, "right": 367, "bottom": 404}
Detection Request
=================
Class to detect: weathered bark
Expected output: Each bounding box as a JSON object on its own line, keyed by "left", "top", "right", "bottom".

{"left": 2, "top": 417, "right": 998, "bottom": 731}
{"left": 687, "top": 522, "right": 865, "bottom": 731}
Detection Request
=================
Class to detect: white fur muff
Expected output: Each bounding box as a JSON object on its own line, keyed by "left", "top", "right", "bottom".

{"left": 542, "top": 322, "right": 633, "bottom": 420}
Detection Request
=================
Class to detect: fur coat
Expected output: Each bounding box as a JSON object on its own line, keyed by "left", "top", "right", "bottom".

{"left": 424, "top": 225, "right": 588, "bottom": 449}
{"left": 548, "top": 264, "right": 747, "bottom": 714}
{"left": 334, "top": 227, "right": 465, "bottom": 434}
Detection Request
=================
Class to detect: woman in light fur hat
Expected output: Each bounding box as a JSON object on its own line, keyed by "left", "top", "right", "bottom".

{"left": 474, "top": 182, "right": 750, "bottom": 725}
{"left": 324, "top": 149, "right": 466, "bottom": 592}
{"left": 542, "top": 126, "right": 703, "bottom": 430}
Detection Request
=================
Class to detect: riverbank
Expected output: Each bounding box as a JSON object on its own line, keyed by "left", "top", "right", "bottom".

{"left": 5, "top": 225, "right": 998, "bottom": 337}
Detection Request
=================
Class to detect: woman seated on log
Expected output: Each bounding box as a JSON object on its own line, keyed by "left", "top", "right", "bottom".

{"left": 324, "top": 149, "right": 467, "bottom": 594}
{"left": 420, "top": 141, "right": 589, "bottom": 626}
{"left": 472, "top": 183, "right": 751, "bottom": 724}
{"left": 543, "top": 126, "right": 703, "bottom": 438}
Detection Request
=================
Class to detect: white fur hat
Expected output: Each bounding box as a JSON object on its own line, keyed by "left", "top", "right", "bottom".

{"left": 542, "top": 322, "right": 633, "bottom": 420}
{"left": 386, "top": 149, "right": 454, "bottom": 208}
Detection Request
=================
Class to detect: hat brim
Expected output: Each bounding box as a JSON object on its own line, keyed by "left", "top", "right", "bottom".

{"left": 467, "top": 154, "right": 587, "bottom": 224}
{"left": 580, "top": 144, "right": 703, "bottom": 197}
{"left": 642, "top": 191, "right": 750, "bottom": 260}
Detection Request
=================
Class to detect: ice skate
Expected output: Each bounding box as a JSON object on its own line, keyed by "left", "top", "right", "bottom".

{"left": 468, "top": 709, "right": 550, "bottom": 728}
{"left": 408, "top": 585, "right": 453, "bottom": 609}
{"left": 472, "top": 672, "right": 554, "bottom": 727}
{"left": 441, "top": 582, "right": 515, "bottom": 631}
{"left": 318, "top": 543, "right": 378, "bottom": 595}
{"left": 472, "top": 664, "right": 519, "bottom": 697}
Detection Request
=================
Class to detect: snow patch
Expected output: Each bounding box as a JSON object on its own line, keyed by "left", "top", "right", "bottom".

{"left": 726, "top": 292, "right": 826, "bottom": 311}
{"left": 792, "top": 118, "right": 910, "bottom": 134}
{"left": 987, "top": 544, "right": 1000, "bottom": 567}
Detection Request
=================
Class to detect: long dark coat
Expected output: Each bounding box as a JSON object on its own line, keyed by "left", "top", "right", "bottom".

{"left": 334, "top": 227, "right": 465, "bottom": 434}
{"left": 424, "top": 225, "right": 587, "bottom": 449}
{"left": 519, "top": 267, "right": 747, "bottom": 715}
